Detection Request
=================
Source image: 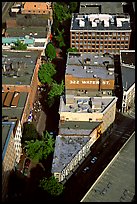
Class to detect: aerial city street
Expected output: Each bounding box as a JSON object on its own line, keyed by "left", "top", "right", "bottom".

{"left": 2, "top": 2, "right": 135, "bottom": 202}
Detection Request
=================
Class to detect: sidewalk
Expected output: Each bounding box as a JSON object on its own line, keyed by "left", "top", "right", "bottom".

{"left": 36, "top": 110, "right": 47, "bottom": 135}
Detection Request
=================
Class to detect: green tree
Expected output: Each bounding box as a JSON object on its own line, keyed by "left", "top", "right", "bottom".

{"left": 53, "top": 3, "right": 71, "bottom": 24}
{"left": 39, "top": 176, "right": 64, "bottom": 196}
{"left": 69, "top": 2, "right": 78, "bottom": 13}
{"left": 25, "top": 131, "right": 55, "bottom": 163}
{"left": 55, "top": 29, "right": 65, "bottom": 48}
{"left": 45, "top": 43, "right": 56, "bottom": 61}
{"left": 47, "top": 80, "right": 64, "bottom": 107}
{"left": 38, "top": 63, "right": 56, "bottom": 85}
{"left": 21, "top": 123, "right": 39, "bottom": 145}
{"left": 11, "top": 39, "right": 27, "bottom": 50}
{"left": 67, "top": 47, "right": 78, "bottom": 53}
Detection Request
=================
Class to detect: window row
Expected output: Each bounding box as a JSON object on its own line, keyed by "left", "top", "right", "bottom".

{"left": 72, "top": 32, "right": 130, "bottom": 36}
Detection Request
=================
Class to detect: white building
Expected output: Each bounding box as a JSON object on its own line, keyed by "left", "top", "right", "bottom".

{"left": 52, "top": 121, "right": 102, "bottom": 183}
{"left": 120, "top": 50, "right": 135, "bottom": 112}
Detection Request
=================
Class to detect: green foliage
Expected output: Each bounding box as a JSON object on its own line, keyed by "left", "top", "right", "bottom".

{"left": 22, "top": 123, "right": 39, "bottom": 144}
{"left": 55, "top": 29, "right": 65, "bottom": 48}
{"left": 53, "top": 3, "right": 71, "bottom": 24}
{"left": 25, "top": 131, "right": 55, "bottom": 163}
{"left": 67, "top": 47, "right": 78, "bottom": 53}
{"left": 11, "top": 39, "right": 27, "bottom": 50}
{"left": 38, "top": 63, "right": 56, "bottom": 85}
{"left": 69, "top": 2, "right": 78, "bottom": 13}
{"left": 45, "top": 43, "right": 56, "bottom": 61}
{"left": 39, "top": 176, "right": 64, "bottom": 196}
{"left": 47, "top": 80, "right": 64, "bottom": 107}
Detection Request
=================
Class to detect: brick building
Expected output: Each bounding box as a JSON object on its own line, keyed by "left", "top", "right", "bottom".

{"left": 65, "top": 52, "right": 115, "bottom": 103}
{"left": 70, "top": 13, "right": 131, "bottom": 54}
{"left": 2, "top": 50, "right": 42, "bottom": 125}
{"left": 21, "top": 2, "right": 52, "bottom": 15}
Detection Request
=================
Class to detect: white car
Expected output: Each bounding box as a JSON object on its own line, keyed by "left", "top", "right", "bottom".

{"left": 91, "top": 156, "right": 97, "bottom": 164}
{"left": 83, "top": 166, "right": 90, "bottom": 173}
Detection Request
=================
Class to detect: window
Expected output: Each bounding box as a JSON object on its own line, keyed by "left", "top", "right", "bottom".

{"left": 34, "top": 5, "right": 36, "bottom": 7}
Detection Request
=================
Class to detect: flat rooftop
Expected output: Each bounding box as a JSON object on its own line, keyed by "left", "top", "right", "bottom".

{"left": 52, "top": 135, "right": 90, "bottom": 173}
{"left": 79, "top": 2, "right": 124, "bottom": 14}
{"left": 6, "top": 26, "right": 48, "bottom": 38}
{"left": 120, "top": 50, "right": 135, "bottom": 91}
{"left": 59, "top": 96, "right": 117, "bottom": 114}
{"left": 2, "top": 121, "right": 15, "bottom": 158}
{"left": 2, "top": 50, "right": 41, "bottom": 85}
{"left": 71, "top": 13, "right": 131, "bottom": 31}
{"left": 66, "top": 52, "right": 115, "bottom": 80}
{"left": 2, "top": 92, "right": 28, "bottom": 121}
{"left": 81, "top": 133, "right": 135, "bottom": 202}
{"left": 59, "top": 121, "right": 101, "bottom": 136}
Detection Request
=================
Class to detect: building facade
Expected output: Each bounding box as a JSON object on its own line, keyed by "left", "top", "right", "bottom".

{"left": 65, "top": 52, "right": 115, "bottom": 101}
{"left": 2, "top": 122, "right": 17, "bottom": 202}
{"left": 70, "top": 13, "right": 131, "bottom": 54}
{"left": 59, "top": 96, "right": 117, "bottom": 133}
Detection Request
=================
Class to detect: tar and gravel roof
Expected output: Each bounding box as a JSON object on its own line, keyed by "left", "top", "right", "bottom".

{"left": 79, "top": 2, "right": 124, "bottom": 14}
{"left": 2, "top": 50, "right": 41, "bottom": 85}
{"left": 81, "top": 133, "right": 135, "bottom": 202}
{"left": 66, "top": 52, "right": 115, "bottom": 80}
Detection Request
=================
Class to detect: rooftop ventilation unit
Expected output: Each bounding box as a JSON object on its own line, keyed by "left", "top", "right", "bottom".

{"left": 79, "top": 19, "right": 85, "bottom": 27}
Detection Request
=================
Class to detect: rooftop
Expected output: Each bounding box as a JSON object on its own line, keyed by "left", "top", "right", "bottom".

{"left": 6, "top": 26, "right": 48, "bottom": 38}
{"left": 81, "top": 133, "right": 135, "bottom": 202}
{"left": 2, "top": 50, "right": 41, "bottom": 85}
{"left": 52, "top": 135, "right": 90, "bottom": 173}
{"left": 66, "top": 52, "right": 115, "bottom": 80}
{"left": 59, "top": 121, "right": 101, "bottom": 136}
{"left": 120, "top": 50, "right": 135, "bottom": 91}
{"left": 2, "top": 92, "right": 28, "bottom": 121}
{"left": 2, "top": 121, "right": 15, "bottom": 159}
{"left": 59, "top": 96, "right": 117, "bottom": 114}
{"left": 71, "top": 13, "right": 131, "bottom": 31}
{"left": 2, "top": 36, "right": 35, "bottom": 45}
{"left": 79, "top": 2, "right": 124, "bottom": 14}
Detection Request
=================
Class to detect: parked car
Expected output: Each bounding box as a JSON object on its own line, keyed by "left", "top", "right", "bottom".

{"left": 82, "top": 166, "right": 90, "bottom": 173}
{"left": 91, "top": 156, "right": 97, "bottom": 164}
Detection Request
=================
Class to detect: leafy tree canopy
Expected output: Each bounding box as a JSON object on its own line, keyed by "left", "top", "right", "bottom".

{"left": 55, "top": 29, "right": 65, "bottom": 48}
{"left": 53, "top": 3, "right": 71, "bottom": 23}
{"left": 45, "top": 43, "right": 56, "bottom": 61}
{"left": 47, "top": 80, "right": 64, "bottom": 107}
{"left": 38, "top": 63, "right": 56, "bottom": 85}
{"left": 39, "top": 176, "right": 64, "bottom": 196}
{"left": 69, "top": 2, "right": 78, "bottom": 13}
{"left": 22, "top": 123, "right": 39, "bottom": 145}
{"left": 67, "top": 47, "right": 78, "bottom": 53}
{"left": 11, "top": 39, "right": 27, "bottom": 50}
{"left": 25, "top": 131, "right": 55, "bottom": 163}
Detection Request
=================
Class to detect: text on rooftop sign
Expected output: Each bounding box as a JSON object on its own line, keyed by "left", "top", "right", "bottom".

{"left": 70, "top": 80, "right": 110, "bottom": 85}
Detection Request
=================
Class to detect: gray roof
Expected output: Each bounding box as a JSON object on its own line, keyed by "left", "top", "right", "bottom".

{"left": 16, "top": 14, "right": 49, "bottom": 27}
{"left": 2, "top": 92, "right": 28, "bottom": 120}
{"left": 59, "top": 121, "right": 101, "bottom": 136}
{"left": 52, "top": 135, "right": 90, "bottom": 173}
{"left": 59, "top": 96, "right": 116, "bottom": 114}
{"left": 66, "top": 53, "right": 115, "bottom": 80}
{"left": 2, "top": 123, "right": 13, "bottom": 151}
{"left": 71, "top": 13, "right": 131, "bottom": 31}
{"left": 79, "top": 2, "right": 124, "bottom": 14}
{"left": 7, "top": 26, "right": 48, "bottom": 38}
{"left": 2, "top": 50, "right": 41, "bottom": 85}
{"left": 121, "top": 66, "right": 135, "bottom": 91}
{"left": 81, "top": 133, "right": 135, "bottom": 202}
